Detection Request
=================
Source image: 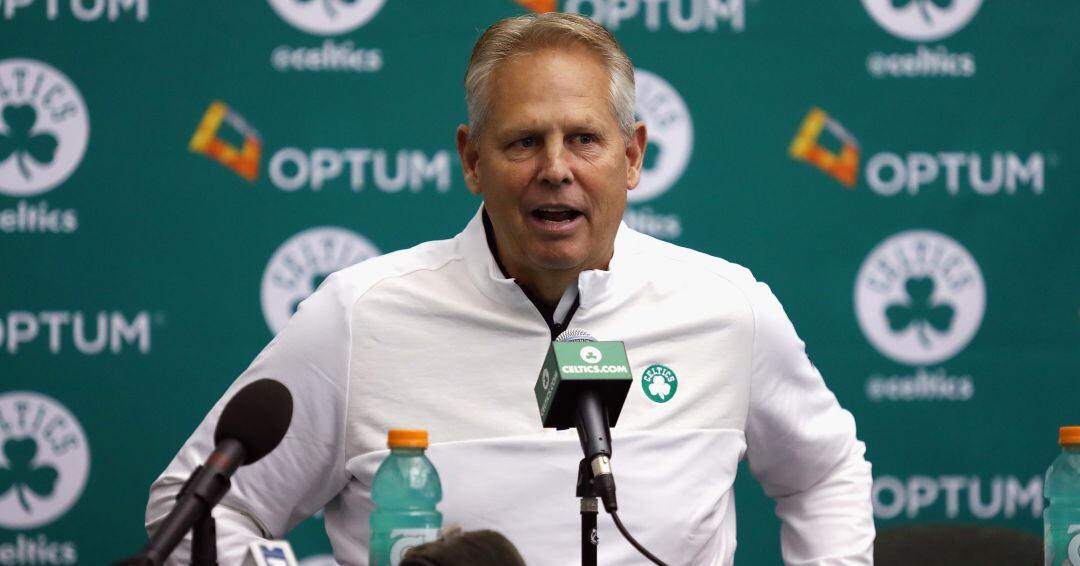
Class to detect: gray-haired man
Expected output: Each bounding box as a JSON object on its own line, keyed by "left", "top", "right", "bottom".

{"left": 148, "top": 13, "right": 874, "bottom": 565}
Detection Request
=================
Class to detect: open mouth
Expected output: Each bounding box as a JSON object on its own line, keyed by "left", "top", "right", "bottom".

{"left": 532, "top": 207, "right": 584, "bottom": 223}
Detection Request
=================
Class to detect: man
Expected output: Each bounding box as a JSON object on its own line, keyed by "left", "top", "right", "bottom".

{"left": 147, "top": 13, "right": 874, "bottom": 565}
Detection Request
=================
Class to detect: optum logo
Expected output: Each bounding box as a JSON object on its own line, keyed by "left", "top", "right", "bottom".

{"left": 0, "top": 311, "right": 153, "bottom": 354}
{"left": 789, "top": 109, "right": 1050, "bottom": 196}
{"left": 268, "top": 148, "right": 452, "bottom": 193}
{"left": 872, "top": 475, "right": 1041, "bottom": 520}
{"left": 865, "top": 151, "right": 1044, "bottom": 196}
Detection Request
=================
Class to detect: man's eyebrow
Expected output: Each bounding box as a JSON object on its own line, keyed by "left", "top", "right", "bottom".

{"left": 572, "top": 122, "right": 608, "bottom": 134}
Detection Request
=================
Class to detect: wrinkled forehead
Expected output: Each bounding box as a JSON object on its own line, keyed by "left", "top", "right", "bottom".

{"left": 485, "top": 47, "right": 618, "bottom": 135}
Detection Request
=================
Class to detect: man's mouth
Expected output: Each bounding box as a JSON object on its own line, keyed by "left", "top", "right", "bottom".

{"left": 531, "top": 206, "right": 584, "bottom": 223}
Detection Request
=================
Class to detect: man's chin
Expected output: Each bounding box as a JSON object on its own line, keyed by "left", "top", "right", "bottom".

{"left": 526, "top": 245, "right": 597, "bottom": 273}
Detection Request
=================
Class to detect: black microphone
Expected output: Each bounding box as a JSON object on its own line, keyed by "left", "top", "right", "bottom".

{"left": 533, "top": 329, "right": 632, "bottom": 512}
{"left": 129, "top": 379, "right": 293, "bottom": 566}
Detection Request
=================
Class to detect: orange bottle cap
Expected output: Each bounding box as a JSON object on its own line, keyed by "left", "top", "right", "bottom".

{"left": 1060, "top": 427, "right": 1080, "bottom": 446}
{"left": 388, "top": 429, "right": 428, "bottom": 448}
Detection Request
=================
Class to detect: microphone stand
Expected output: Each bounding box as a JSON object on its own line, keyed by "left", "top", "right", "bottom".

{"left": 113, "top": 437, "right": 242, "bottom": 566}
{"left": 576, "top": 458, "right": 599, "bottom": 566}
{"left": 191, "top": 507, "right": 218, "bottom": 566}
{"left": 113, "top": 465, "right": 221, "bottom": 566}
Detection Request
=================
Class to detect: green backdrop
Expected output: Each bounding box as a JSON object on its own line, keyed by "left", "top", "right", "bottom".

{"left": 2, "top": 0, "right": 1078, "bottom": 563}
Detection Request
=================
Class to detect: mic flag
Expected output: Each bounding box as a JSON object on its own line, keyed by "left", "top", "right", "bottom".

{"left": 241, "top": 540, "right": 298, "bottom": 566}
{"left": 533, "top": 340, "right": 633, "bottom": 429}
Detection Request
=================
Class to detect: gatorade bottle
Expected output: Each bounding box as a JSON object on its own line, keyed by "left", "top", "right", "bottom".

{"left": 1045, "top": 426, "right": 1080, "bottom": 565}
{"left": 370, "top": 429, "right": 443, "bottom": 566}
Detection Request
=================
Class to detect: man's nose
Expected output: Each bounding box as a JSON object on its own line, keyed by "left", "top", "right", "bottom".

{"left": 538, "top": 139, "right": 573, "bottom": 186}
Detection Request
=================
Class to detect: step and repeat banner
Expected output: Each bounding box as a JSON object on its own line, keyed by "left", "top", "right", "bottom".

{"left": 2, "top": 0, "right": 1078, "bottom": 564}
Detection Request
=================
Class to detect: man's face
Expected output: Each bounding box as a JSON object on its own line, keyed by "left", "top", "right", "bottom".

{"left": 457, "top": 46, "right": 646, "bottom": 285}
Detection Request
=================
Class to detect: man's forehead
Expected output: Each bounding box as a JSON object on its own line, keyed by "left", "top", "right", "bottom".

{"left": 489, "top": 49, "right": 608, "bottom": 92}
{"left": 485, "top": 47, "right": 617, "bottom": 134}
{"left": 493, "top": 105, "right": 610, "bottom": 132}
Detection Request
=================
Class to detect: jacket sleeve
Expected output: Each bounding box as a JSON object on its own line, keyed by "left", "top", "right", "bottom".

{"left": 743, "top": 282, "right": 875, "bottom": 565}
{"left": 145, "top": 273, "right": 355, "bottom": 564}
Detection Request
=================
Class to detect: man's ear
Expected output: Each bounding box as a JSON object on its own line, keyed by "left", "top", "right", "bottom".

{"left": 625, "top": 121, "right": 647, "bottom": 190}
{"left": 457, "top": 125, "right": 482, "bottom": 195}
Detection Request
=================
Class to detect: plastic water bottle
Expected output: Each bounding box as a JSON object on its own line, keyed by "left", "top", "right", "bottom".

{"left": 370, "top": 429, "right": 443, "bottom": 566}
{"left": 1045, "top": 426, "right": 1080, "bottom": 565}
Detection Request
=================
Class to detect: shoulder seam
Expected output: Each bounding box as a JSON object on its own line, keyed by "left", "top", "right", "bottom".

{"left": 342, "top": 252, "right": 465, "bottom": 306}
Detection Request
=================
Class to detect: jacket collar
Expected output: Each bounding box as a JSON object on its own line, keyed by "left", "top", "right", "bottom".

{"left": 456, "top": 206, "right": 638, "bottom": 312}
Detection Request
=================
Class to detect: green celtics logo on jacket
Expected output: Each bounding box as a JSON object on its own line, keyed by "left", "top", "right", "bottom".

{"left": 641, "top": 365, "right": 678, "bottom": 403}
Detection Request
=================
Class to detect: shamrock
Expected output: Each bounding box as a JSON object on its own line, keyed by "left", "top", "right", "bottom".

{"left": 648, "top": 375, "right": 671, "bottom": 400}
{"left": 0, "top": 104, "right": 59, "bottom": 181}
{"left": 583, "top": 350, "right": 599, "bottom": 363}
{"left": 0, "top": 437, "right": 60, "bottom": 514}
{"left": 891, "top": 0, "right": 953, "bottom": 25}
{"left": 296, "top": 0, "right": 357, "bottom": 19}
{"left": 885, "top": 276, "right": 955, "bottom": 348}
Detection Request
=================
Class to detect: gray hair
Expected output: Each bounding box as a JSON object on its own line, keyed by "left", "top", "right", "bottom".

{"left": 464, "top": 12, "right": 636, "bottom": 145}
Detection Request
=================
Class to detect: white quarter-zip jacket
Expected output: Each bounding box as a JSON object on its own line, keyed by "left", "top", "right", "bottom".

{"left": 146, "top": 209, "right": 875, "bottom": 565}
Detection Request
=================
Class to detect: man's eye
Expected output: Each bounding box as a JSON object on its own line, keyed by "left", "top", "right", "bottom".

{"left": 516, "top": 137, "right": 537, "bottom": 148}
{"left": 576, "top": 134, "right": 595, "bottom": 144}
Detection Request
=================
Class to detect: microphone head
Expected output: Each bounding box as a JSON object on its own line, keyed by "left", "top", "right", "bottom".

{"left": 535, "top": 332, "right": 632, "bottom": 429}
{"left": 556, "top": 328, "right": 596, "bottom": 342}
{"left": 213, "top": 379, "right": 293, "bottom": 465}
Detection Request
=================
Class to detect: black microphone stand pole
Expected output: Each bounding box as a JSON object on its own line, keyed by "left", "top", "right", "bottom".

{"left": 114, "top": 439, "right": 245, "bottom": 566}
{"left": 191, "top": 508, "right": 218, "bottom": 566}
{"left": 577, "top": 458, "right": 599, "bottom": 566}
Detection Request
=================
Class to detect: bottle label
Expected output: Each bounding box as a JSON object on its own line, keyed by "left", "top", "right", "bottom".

{"left": 1050, "top": 524, "right": 1080, "bottom": 565}
{"left": 389, "top": 528, "right": 440, "bottom": 566}
{"left": 1069, "top": 524, "right": 1080, "bottom": 565}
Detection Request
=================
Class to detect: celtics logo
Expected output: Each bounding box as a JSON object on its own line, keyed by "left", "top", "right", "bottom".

{"left": 267, "top": 0, "right": 386, "bottom": 36}
{"left": 0, "top": 391, "right": 90, "bottom": 529}
{"left": 261, "top": 226, "right": 381, "bottom": 335}
{"left": 641, "top": 365, "right": 678, "bottom": 403}
{"left": 855, "top": 230, "right": 984, "bottom": 366}
{"left": 0, "top": 59, "right": 90, "bottom": 197}
{"left": 631, "top": 69, "right": 693, "bottom": 204}
{"left": 580, "top": 346, "right": 602, "bottom": 364}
